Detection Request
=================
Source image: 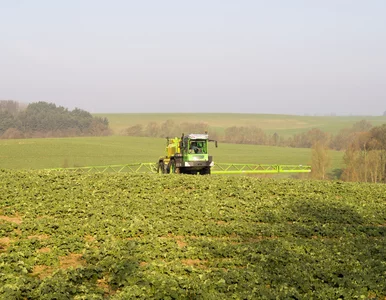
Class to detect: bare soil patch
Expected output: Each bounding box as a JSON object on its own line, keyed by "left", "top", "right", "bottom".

{"left": 32, "top": 265, "right": 54, "bottom": 279}
{"left": 28, "top": 234, "right": 50, "bottom": 240}
{"left": 0, "top": 237, "right": 12, "bottom": 251}
{"left": 32, "top": 253, "right": 85, "bottom": 279}
{"left": 59, "top": 253, "right": 85, "bottom": 270}
{"left": 37, "top": 247, "right": 51, "bottom": 253}
{"left": 216, "top": 220, "right": 227, "bottom": 225}
{"left": 176, "top": 239, "right": 187, "bottom": 248}
{"left": 84, "top": 235, "right": 96, "bottom": 242}
{"left": 97, "top": 277, "right": 115, "bottom": 296}
{"left": 181, "top": 259, "right": 208, "bottom": 268}
{"left": 139, "top": 261, "right": 148, "bottom": 267}
{"left": 159, "top": 234, "right": 188, "bottom": 248}
{"left": 0, "top": 215, "right": 22, "bottom": 224}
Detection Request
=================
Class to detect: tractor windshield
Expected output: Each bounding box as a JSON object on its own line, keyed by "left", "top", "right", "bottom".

{"left": 189, "top": 140, "right": 207, "bottom": 154}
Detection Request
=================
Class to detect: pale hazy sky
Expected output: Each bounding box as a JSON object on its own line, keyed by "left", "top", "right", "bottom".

{"left": 0, "top": 1, "right": 385, "bottom": 115}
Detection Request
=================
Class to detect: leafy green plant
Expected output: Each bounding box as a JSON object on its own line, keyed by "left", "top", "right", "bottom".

{"left": 0, "top": 170, "right": 385, "bottom": 299}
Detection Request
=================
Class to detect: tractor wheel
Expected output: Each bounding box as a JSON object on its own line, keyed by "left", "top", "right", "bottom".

{"left": 164, "top": 162, "right": 170, "bottom": 174}
{"left": 158, "top": 161, "right": 165, "bottom": 174}
{"left": 199, "top": 167, "right": 211, "bottom": 175}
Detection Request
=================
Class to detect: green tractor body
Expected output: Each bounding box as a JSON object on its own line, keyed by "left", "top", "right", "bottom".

{"left": 158, "top": 133, "right": 217, "bottom": 174}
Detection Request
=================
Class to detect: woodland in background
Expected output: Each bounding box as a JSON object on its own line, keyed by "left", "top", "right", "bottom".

{"left": 0, "top": 100, "right": 111, "bottom": 138}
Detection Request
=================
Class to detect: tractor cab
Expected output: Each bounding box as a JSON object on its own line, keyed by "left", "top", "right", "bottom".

{"left": 189, "top": 140, "right": 206, "bottom": 154}
{"left": 181, "top": 134, "right": 209, "bottom": 161}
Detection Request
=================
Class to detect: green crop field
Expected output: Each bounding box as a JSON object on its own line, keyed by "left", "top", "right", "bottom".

{"left": 1, "top": 171, "right": 385, "bottom": 299}
{"left": 96, "top": 113, "right": 386, "bottom": 137}
{"left": 0, "top": 136, "right": 344, "bottom": 172}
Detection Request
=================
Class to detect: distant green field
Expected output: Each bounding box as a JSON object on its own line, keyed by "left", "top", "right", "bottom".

{"left": 96, "top": 113, "right": 386, "bottom": 137}
{"left": 0, "top": 136, "right": 343, "bottom": 173}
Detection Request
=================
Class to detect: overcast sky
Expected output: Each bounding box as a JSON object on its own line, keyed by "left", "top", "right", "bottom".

{"left": 0, "top": 1, "right": 385, "bottom": 115}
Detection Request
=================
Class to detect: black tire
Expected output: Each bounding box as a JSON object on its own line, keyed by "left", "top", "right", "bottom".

{"left": 158, "top": 161, "right": 165, "bottom": 174}
{"left": 199, "top": 167, "right": 211, "bottom": 175}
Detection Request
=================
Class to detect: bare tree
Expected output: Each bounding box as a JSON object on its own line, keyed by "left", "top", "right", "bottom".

{"left": 342, "top": 127, "right": 386, "bottom": 183}
{"left": 123, "top": 124, "right": 144, "bottom": 136}
{"left": 311, "top": 141, "right": 331, "bottom": 180}
{"left": 342, "top": 144, "right": 360, "bottom": 182}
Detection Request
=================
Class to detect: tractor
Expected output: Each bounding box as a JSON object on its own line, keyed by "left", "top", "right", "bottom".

{"left": 157, "top": 133, "right": 218, "bottom": 175}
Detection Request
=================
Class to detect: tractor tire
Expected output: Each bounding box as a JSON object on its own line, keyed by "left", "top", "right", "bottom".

{"left": 199, "top": 167, "right": 211, "bottom": 175}
{"left": 158, "top": 161, "right": 165, "bottom": 174}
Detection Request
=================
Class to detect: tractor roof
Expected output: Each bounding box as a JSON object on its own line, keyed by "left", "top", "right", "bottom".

{"left": 187, "top": 134, "right": 208, "bottom": 140}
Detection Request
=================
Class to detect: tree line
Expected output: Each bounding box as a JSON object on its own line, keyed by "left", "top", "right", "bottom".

{"left": 309, "top": 122, "right": 386, "bottom": 183}
{"left": 0, "top": 101, "right": 111, "bottom": 138}
{"left": 122, "top": 119, "right": 381, "bottom": 151}
{"left": 341, "top": 124, "right": 386, "bottom": 183}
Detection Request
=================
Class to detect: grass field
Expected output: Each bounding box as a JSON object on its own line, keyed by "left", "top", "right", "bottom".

{"left": 1, "top": 171, "right": 385, "bottom": 298}
{"left": 3, "top": 113, "right": 372, "bottom": 175}
{"left": 0, "top": 136, "right": 344, "bottom": 173}
{"left": 96, "top": 113, "right": 386, "bottom": 137}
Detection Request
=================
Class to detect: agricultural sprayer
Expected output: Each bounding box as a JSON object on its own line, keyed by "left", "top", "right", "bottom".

{"left": 50, "top": 133, "right": 311, "bottom": 175}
